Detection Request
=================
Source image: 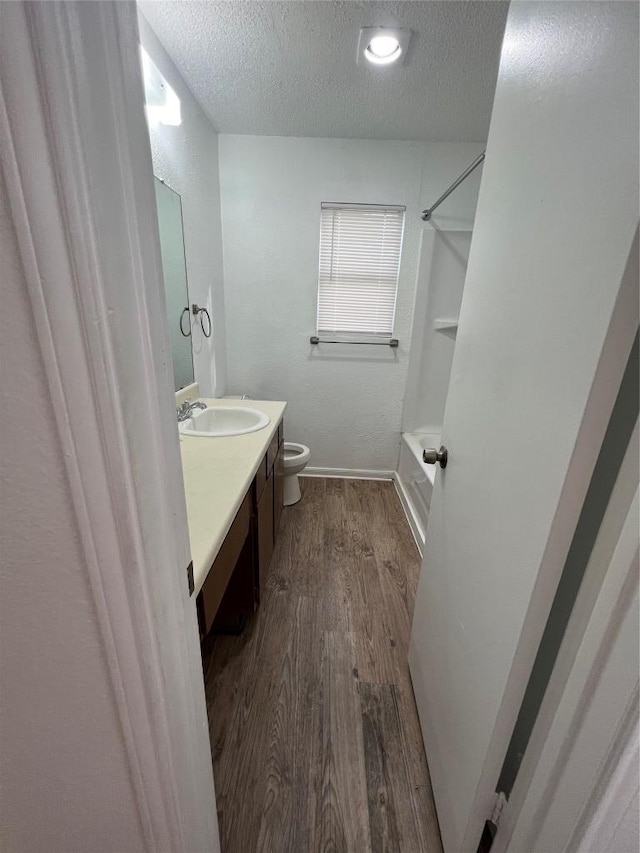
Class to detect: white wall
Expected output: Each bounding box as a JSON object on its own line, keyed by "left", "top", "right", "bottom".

{"left": 138, "top": 14, "right": 227, "bottom": 396}
{"left": 0, "top": 171, "right": 146, "bottom": 853}
{"left": 219, "top": 136, "right": 483, "bottom": 471}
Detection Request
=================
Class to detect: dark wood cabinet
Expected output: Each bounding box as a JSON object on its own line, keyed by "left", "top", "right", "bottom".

{"left": 197, "top": 490, "right": 251, "bottom": 637}
{"left": 256, "top": 465, "right": 274, "bottom": 597}
{"left": 266, "top": 430, "right": 279, "bottom": 477}
{"left": 273, "top": 442, "right": 284, "bottom": 539}
{"left": 253, "top": 418, "right": 284, "bottom": 603}
{"left": 196, "top": 417, "right": 285, "bottom": 638}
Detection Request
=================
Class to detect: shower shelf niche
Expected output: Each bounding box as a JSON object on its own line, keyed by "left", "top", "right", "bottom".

{"left": 433, "top": 318, "right": 459, "bottom": 337}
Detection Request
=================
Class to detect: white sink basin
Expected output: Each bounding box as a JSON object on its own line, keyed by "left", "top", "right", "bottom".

{"left": 179, "top": 405, "right": 270, "bottom": 437}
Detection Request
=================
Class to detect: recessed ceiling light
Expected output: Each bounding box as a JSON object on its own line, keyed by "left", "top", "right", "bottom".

{"left": 365, "top": 35, "right": 402, "bottom": 65}
{"left": 357, "top": 28, "right": 411, "bottom": 68}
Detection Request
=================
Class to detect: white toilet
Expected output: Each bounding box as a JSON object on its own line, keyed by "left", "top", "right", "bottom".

{"left": 283, "top": 442, "right": 310, "bottom": 506}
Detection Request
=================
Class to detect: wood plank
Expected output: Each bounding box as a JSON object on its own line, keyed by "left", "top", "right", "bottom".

{"left": 209, "top": 580, "right": 293, "bottom": 851}
{"left": 289, "top": 596, "right": 324, "bottom": 850}
{"left": 361, "top": 681, "right": 435, "bottom": 853}
{"left": 394, "top": 676, "right": 444, "bottom": 852}
{"left": 361, "top": 683, "right": 403, "bottom": 852}
{"left": 256, "top": 595, "right": 322, "bottom": 851}
{"left": 308, "top": 630, "right": 372, "bottom": 853}
{"left": 274, "top": 477, "right": 329, "bottom": 601}
{"left": 344, "top": 509, "right": 397, "bottom": 684}
{"left": 360, "top": 485, "right": 443, "bottom": 851}
{"left": 375, "top": 481, "right": 423, "bottom": 606}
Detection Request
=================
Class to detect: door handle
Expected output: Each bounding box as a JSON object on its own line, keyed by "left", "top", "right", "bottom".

{"left": 423, "top": 445, "right": 448, "bottom": 468}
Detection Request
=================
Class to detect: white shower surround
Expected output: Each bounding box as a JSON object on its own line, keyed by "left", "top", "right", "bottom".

{"left": 397, "top": 228, "right": 474, "bottom": 545}
{"left": 403, "top": 228, "right": 473, "bottom": 434}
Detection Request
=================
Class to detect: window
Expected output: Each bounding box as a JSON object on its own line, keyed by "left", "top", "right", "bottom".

{"left": 316, "top": 203, "right": 405, "bottom": 340}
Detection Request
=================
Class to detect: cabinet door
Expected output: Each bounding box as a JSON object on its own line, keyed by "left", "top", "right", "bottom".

{"left": 197, "top": 491, "right": 251, "bottom": 637}
{"left": 266, "top": 429, "right": 279, "bottom": 474}
{"left": 257, "top": 468, "right": 274, "bottom": 596}
{"left": 273, "top": 441, "right": 284, "bottom": 538}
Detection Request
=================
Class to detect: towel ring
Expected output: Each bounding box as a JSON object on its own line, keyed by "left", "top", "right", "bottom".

{"left": 179, "top": 306, "right": 191, "bottom": 337}
{"left": 200, "top": 307, "right": 212, "bottom": 338}
{"left": 191, "top": 303, "right": 212, "bottom": 338}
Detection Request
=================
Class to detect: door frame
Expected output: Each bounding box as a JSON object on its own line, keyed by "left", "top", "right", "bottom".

{"left": 498, "top": 422, "right": 639, "bottom": 852}
{"left": 0, "top": 2, "right": 219, "bottom": 850}
{"left": 491, "top": 327, "right": 640, "bottom": 851}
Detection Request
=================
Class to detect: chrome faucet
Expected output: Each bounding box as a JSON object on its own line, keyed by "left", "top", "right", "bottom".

{"left": 176, "top": 399, "right": 207, "bottom": 423}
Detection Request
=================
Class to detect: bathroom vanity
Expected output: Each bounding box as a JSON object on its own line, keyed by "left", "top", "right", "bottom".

{"left": 178, "top": 398, "right": 286, "bottom": 637}
{"left": 156, "top": 178, "right": 286, "bottom": 637}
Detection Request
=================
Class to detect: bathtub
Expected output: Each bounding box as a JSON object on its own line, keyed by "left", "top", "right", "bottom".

{"left": 396, "top": 432, "right": 441, "bottom": 554}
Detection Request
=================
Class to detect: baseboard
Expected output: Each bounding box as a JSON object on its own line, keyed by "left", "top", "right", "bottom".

{"left": 301, "top": 467, "right": 394, "bottom": 481}
{"left": 392, "top": 472, "right": 425, "bottom": 557}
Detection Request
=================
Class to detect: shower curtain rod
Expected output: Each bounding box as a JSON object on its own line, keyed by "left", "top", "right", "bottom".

{"left": 421, "top": 151, "right": 486, "bottom": 221}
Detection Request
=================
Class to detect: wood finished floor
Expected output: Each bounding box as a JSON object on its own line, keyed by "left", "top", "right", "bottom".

{"left": 203, "top": 478, "right": 443, "bottom": 853}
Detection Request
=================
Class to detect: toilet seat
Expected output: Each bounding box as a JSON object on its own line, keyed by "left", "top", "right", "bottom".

{"left": 282, "top": 442, "right": 310, "bottom": 505}
{"left": 283, "top": 442, "right": 310, "bottom": 467}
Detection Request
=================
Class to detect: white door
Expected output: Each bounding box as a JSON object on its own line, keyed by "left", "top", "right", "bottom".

{"left": 409, "top": 3, "right": 639, "bottom": 852}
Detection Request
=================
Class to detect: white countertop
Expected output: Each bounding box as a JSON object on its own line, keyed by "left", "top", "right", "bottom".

{"left": 179, "top": 398, "right": 286, "bottom": 597}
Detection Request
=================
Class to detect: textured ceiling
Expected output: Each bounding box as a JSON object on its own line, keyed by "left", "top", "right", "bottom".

{"left": 139, "top": 1, "right": 508, "bottom": 142}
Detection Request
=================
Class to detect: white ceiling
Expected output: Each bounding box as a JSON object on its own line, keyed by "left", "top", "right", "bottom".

{"left": 139, "top": 1, "right": 508, "bottom": 142}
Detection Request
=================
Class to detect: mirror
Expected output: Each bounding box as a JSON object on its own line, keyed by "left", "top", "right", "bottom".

{"left": 154, "top": 176, "right": 195, "bottom": 391}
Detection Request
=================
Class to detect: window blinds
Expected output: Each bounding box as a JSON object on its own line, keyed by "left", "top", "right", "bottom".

{"left": 316, "top": 203, "right": 405, "bottom": 337}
